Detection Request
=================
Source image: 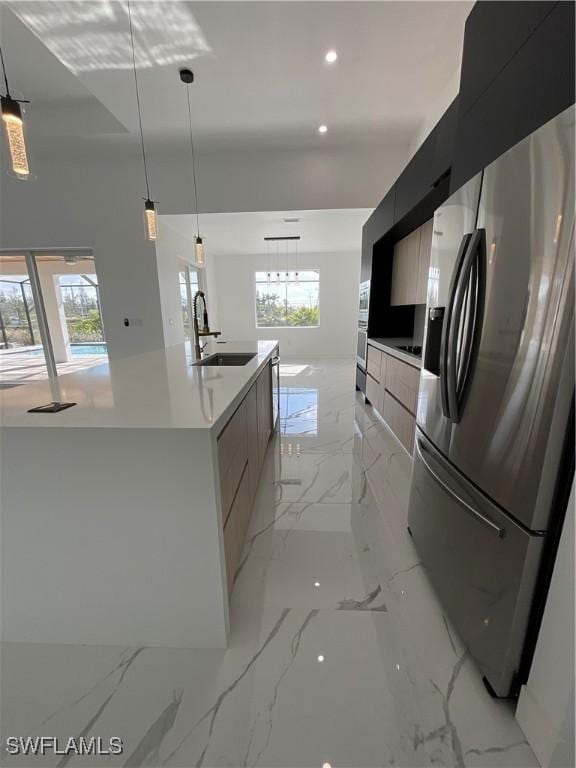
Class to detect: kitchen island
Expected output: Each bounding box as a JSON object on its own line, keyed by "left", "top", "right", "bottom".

{"left": 0, "top": 340, "right": 279, "bottom": 649}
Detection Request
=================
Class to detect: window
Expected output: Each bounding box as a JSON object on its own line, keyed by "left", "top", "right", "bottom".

{"left": 179, "top": 268, "right": 199, "bottom": 339}
{"left": 58, "top": 274, "right": 104, "bottom": 343}
{"left": 0, "top": 276, "right": 39, "bottom": 348}
{"left": 255, "top": 270, "right": 319, "bottom": 327}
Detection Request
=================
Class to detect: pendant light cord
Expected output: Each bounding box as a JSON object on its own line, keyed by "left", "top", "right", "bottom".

{"left": 0, "top": 45, "right": 11, "bottom": 96}
{"left": 185, "top": 84, "right": 201, "bottom": 238}
{"left": 127, "top": 0, "right": 151, "bottom": 200}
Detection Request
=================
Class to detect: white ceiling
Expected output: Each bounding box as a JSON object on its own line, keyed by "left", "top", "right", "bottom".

{"left": 161, "top": 209, "right": 372, "bottom": 256}
{"left": 2, "top": 1, "right": 473, "bottom": 149}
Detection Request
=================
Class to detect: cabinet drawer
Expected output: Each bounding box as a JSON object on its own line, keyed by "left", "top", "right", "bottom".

{"left": 223, "top": 466, "right": 251, "bottom": 594}
{"left": 233, "top": 465, "right": 252, "bottom": 555}
{"left": 365, "top": 373, "right": 380, "bottom": 411}
{"left": 366, "top": 345, "right": 382, "bottom": 381}
{"left": 385, "top": 355, "right": 420, "bottom": 415}
{"left": 257, "top": 363, "right": 272, "bottom": 465}
{"left": 245, "top": 382, "right": 260, "bottom": 503}
{"left": 383, "top": 392, "right": 416, "bottom": 454}
{"left": 218, "top": 399, "right": 249, "bottom": 517}
{"left": 223, "top": 504, "right": 239, "bottom": 594}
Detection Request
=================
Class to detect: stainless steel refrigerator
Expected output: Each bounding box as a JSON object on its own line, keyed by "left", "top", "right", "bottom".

{"left": 408, "top": 105, "right": 575, "bottom": 697}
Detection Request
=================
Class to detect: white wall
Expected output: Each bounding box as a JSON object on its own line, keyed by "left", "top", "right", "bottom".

{"left": 1, "top": 146, "right": 166, "bottom": 363}
{"left": 156, "top": 220, "right": 197, "bottom": 349}
{"left": 516, "top": 480, "right": 575, "bottom": 768}
{"left": 214, "top": 250, "right": 359, "bottom": 358}
{"left": 1, "top": 136, "right": 408, "bottom": 363}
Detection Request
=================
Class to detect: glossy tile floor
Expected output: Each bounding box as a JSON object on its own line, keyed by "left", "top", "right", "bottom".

{"left": 1, "top": 360, "right": 536, "bottom": 767}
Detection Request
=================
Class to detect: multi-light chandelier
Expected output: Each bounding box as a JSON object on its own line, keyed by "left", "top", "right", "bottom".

{"left": 0, "top": 44, "right": 30, "bottom": 179}
{"left": 264, "top": 236, "right": 301, "bottom": 283}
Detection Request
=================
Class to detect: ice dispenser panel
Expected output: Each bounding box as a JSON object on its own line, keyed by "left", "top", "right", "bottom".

{"left": 424, "top": 307, "right": 445, "bottom": 375}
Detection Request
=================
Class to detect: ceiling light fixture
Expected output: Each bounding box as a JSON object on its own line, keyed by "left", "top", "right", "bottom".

{"left": 318, "top": 124, "right": 328, "bottom": 134}
{"left": 180, "top": 68, "right": 205, "bottom": 267}
{"left": 0, "top": 45, "right": 30, "bottom": 179}
{"left": 325, "top": 50, "right": 338, "bottom": 63}
{"left": 127, "top": 0, "right": 157, "bottom": 242}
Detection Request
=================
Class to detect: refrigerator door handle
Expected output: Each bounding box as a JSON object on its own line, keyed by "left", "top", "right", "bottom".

{"left": 447, "top": 228, "right": 487, "bottom": 422}
{"left": 440, "top": 233, "right": 472, "bottom": 419}
{"left": 415, "top": 437, "right": 506, "bottom": 538}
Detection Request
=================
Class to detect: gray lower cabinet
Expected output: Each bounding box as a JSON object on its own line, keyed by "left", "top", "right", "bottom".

{"left": 366, "top": 347, "right": 420, "bottom": 455}
{"left": 245, "top": 383, "right": 260, "bottom": 503}
{"left": 218, "top": 360, "right": 274, "bottom": 597}
{"left": 365, "top": 372, "right": 380, "bottom": 410}
{"left": 383, "top": 391, "right": 415, "bottom": 454}
{"left": 257, "top": 362, "right": 273, "bottom": 465}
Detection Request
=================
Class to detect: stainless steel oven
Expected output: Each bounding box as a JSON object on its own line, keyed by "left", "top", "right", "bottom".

{"left": 357, "top": 280, "right": 370, "bottom": 368}
{"left": 357, "top": 327, "right": 368, "bottom": 368}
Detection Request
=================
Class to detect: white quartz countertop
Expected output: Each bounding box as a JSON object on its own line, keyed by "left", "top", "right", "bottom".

{"left": 0, "top": 340, "right": 279, "bottom": 431}
{"left": 368, "top": 338, "right": 423, "bottom": 368}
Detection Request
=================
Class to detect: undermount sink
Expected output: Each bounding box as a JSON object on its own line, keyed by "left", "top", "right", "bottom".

{"left": 194, "top": 353, "right": 257, "bottom": 367}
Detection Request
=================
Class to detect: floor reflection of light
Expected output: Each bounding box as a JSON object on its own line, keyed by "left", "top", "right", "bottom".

{"left": 279, "top": 364, "right": 309, "bottom": 377}
{"left": 11, "top": 1, "right": 210, "bottom": 72}
{"left": 280, "top": 386, "right": 318, "bottom": 436}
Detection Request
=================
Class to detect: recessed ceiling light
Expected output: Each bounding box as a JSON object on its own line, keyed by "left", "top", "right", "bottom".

{"left": 325, "top": 50, "right": 338, "bottom": 63}
{"left": 314, "top": 581, "right": 320, "bottom": 587}
{"left": 317, "top": 654, "right": 325, "bottom": 662}
{"left": 318, "top": 125, "right": 328, "bottom": 134}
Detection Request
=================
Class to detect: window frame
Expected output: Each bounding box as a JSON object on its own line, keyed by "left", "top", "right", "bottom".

{"left": 254, "top": 269, "right": 320, "bottom": 329}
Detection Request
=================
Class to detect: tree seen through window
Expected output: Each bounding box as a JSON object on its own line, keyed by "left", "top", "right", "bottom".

{"left": 255, "top": 271, "right": 319, "bottom": 327}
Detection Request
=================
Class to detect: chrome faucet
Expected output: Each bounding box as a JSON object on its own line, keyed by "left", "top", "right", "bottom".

{"left": 193, "top": 290, "right": 221, "bottom": 360}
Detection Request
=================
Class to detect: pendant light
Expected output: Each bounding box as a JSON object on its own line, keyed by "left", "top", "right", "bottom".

{"left": 294, "top": 238, "right": 300, "bottom": 285}
{"left": 0, "top": 45, "right": 30, "bottom": 179}
{"left": 127, "top": 0, "right": 157, "bottom": 242}
{"left": 180, "top": 68, "right": 205, "bottom": 266}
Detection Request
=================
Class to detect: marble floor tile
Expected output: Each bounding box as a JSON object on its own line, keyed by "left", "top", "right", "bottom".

{"left": 0, "top": 359, "right": 537, "bottom": 768}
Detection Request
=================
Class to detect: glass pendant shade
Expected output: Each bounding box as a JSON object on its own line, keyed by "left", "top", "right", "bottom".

{"left": 144, "top": 199, "right": 158, "bottom": 241}
{"left": 195, "top": 236, "right": 205, "bottom": 266}
{"left": 1, "top": 96, "right": 29, "bottom": 178}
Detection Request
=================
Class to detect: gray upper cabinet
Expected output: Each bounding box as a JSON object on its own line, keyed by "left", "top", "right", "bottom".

{"left": 391, "top": 219, "right": 432, "bottom": 307}
{"left": 391, "top": 229, "right": 420, "bottom": 306}
{"left": 416, "top": 218, "right": 433, "bottom": 305}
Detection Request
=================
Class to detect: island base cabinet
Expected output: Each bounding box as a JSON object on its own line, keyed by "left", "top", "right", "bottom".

{"left": 246, "top": 383, "right": 260, "bottom": 503}
{"left": 257, "top": 362, "right": 273, "bottom": 465}
{"left": 217, "top": 358, "right": 275, "bottom": 599}
{"left": 223, "top": 466, "right": 251, "bottom": 593}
